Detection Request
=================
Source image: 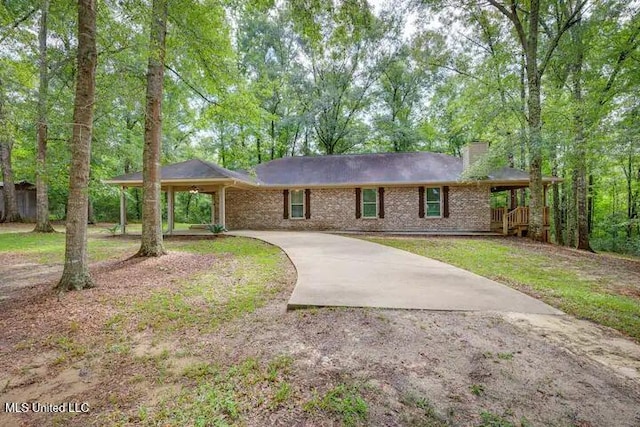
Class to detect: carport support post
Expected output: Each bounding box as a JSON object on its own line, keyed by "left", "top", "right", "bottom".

{"left": 167, "top": 186, "right": 174, "bottom": 235}
{"left": 210, "top": 193, "right": 215, "bottom": 224}
{"left": 120, "top": 186, "right": 127, "bottom": 235}
{"left": 502, "top": 206, "right": 508, "bottom": 235}
{"left": 218, "top": 186, "right": 226, "bottom": 228}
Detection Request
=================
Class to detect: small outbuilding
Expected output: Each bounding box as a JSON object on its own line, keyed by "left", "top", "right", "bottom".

{"left": 0, "top": 180, "right": 37, "bottom": 221}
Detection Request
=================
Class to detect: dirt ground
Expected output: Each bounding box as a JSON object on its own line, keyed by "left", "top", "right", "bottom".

{"left": 1, "top": 236, "right": 640, "bottom": 426}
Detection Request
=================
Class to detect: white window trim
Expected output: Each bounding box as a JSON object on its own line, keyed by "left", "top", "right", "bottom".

{"left": 289, "top": 189, "right": 305, "bottom": 220}
{"left": 425, "top": 186, "right": 443, "bottom": 219}
{"left": 361, "top": 187, "right": 378, "bottom": 219}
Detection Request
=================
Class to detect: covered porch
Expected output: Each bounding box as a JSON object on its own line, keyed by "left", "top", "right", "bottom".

{"left": 489, "top": 182, "right": 554, "bottom": 241}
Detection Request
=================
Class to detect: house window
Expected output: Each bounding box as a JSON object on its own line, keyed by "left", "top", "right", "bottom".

{"left": 290, "top": 189, "right": 304, "bottom": 219}
{"left": 426, "top": 187, "right": 441, "bottom": 217}
{"left": 362, "top": 188, "right": 377, "bottom": 218}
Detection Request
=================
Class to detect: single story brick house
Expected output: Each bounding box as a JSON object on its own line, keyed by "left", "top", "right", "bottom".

{"left": 107, "top": 143, "right": 559, "bottom": 235}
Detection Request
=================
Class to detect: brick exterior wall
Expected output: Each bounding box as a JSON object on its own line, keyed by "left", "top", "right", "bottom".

{"left": 225, "top": 185, "right": 491, "bottom": 232}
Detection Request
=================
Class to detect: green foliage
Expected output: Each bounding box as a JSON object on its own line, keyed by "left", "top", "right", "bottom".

{"left": 304, "top": 384, "right": 368, "bottom": 426}
{"left": 205, "top": 223, "right": 227, "bottom": 234}
{"left": 400, "top": 392, "right": 447, "bottom": 426}
{"left": 497, "top": 352, "right": 514, "bottom": 361}
{"left": 102, "top": 224, "right": 121, "bottom": 235}
{"left": 1, "top": 0, "right": 639, "bottom": 257}
{"left": 478, "top": 411, "right": 514, "bottom": 427}
{"left": 148, "top": 356, "right": 294, "bottom": 425}
{"left": 470, "top": 384, "right": 485, "bottom": 397}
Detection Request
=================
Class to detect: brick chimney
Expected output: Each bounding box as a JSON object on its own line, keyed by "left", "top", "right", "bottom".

{"left": 462, "top": 141, "right": 489, "bottom": 169}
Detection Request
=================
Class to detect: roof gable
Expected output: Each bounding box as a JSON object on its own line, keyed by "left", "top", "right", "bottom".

{"left": 109, "top": 159, "right": 255, "bottom": 183}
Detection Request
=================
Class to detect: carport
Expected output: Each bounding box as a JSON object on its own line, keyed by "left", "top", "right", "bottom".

{"left": 105, "top": 159, "right": 256, "bottom": 234}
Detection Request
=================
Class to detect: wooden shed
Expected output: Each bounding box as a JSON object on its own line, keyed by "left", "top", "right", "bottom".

{"left": 0, "top": 180, "right": 37, "bottom": 221}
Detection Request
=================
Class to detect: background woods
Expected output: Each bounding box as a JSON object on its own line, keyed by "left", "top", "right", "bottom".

{"left": 0, "top": 0, "right": 639, "bottom": 255}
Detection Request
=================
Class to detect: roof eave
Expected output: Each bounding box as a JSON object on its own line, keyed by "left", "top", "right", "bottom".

{"left": 104, "top": 177, "right": 256, "bottom": 187}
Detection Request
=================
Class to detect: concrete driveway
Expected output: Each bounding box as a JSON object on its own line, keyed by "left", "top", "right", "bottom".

{"left": 230, "top": 231, "right": 561, "bottom": 314}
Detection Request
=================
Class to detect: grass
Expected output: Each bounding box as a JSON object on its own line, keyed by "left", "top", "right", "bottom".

{"left": 400, "top": 392, "right": 448, "bottom": 426}
{"left": 112, "top": 238, "right": 286, "bottom": 333}
{"left": 143, "top": 356, "right": 294, "bottom": 426}
{"left": 478, "top": 411, "right": 532, "bottom": 427}
{"left": 0, "top": 231, "right": 139, "bottom": 263}
{"left": 470, "top": 384, "right": 485, "bottom": 397}
{"left": 365, "top": 237, "right": 640, "bottom": 341}
{"left": 304, "top": 384, "right": 368, "bottom": 426}
{"left": 2, "top": 228, "right": 306, "bottom": 425}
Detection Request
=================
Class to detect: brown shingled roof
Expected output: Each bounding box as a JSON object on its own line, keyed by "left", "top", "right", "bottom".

{"left": 254, "top": 152, "right": 462, "bottom": 186}
{"left": 108, "top": 159, "right": 255, "bottom": 184}
{"left": 107, "top": 152, "right": 556, "bottom": 187}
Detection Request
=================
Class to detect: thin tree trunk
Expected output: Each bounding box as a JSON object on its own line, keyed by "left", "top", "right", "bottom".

{"left": 134, "top": 189, "right": 141, "bottom": 220}
{"left": 625, "top": 155, "right": 632, "bottom": 238}
{"left": 588, "top": 174, "right": 594, "bottom": 234}
{"left": 0, "top": 79, "right": 21, "bottom": 223}
{"left": 57, "top": 0, "right": 97, "bottom": 291}
{"left": 552, "top": 155, "right": 563, "bottom": 245}
{"left": 256, "top": 136, "right": 262, "bottom": 163}
{"left": 571, "top": 13, "right": 591, "bottom": 251}
{"left": 0, "top": 141, "right": 20, "bottom": 223}
{"left": 518, "top": 53, "right": 527, "bottom": 207}
{"left": 270, "top": 119, "right": 276, "bottom": 160}
{"left": 34, "top": 0, "right": 54, "bottom": 232}
{"left": 87, "top": 197, "right": 95, "bottom": 224}
{"left": 568, "top": 169, "right": 577, "bottom": 247}
{"left": 137, "top": 0, "right": 167, "bottom": 257}
{"left": 508, "top": 153, "right": 517, "bottom": 210}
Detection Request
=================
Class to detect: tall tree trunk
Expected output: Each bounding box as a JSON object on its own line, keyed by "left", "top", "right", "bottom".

{"left": 87, "top": 197, "right": 95, "bottom": 224}
{"left": 256, "top": 136, "right": 262, "bottom": 163}
{"left": 137, "top": 0, "right": 168, "bottom": 257}
{"left": 587, "top": 174, "right": 594, "bottom": 234}
{"left": 488, "top": 0, "right": 586, "bottom": 241}
{"left": 57, "top": 0, "right": 97, "bottom": 291}
{"left": 571, "top": 13, "right": 591, "bottom": 251}
{"left": 0, "top": 141, "right": 20, "bottom": 223}
{"left": 524, "top": 0, "right": 545, "bottom": 241}
{"left": 518, "top": 53, "right": 527, "bottom": 207}
{"left": 34, "top": 0, "right": 54, "bottom": 233}
{"left": 552, "top": 153, "right": 563, "bottom": 245}
{"left": 567, "top": 169, "right": 577, "bottom": 247}
{"left": 270, "top": 119, "right": 276, "bottom": 160}
{"left": 624, "top": 155, "right": 633, "bottom": 238}
{"left": 0, "top": 79, "right": 21, "bottom": 223}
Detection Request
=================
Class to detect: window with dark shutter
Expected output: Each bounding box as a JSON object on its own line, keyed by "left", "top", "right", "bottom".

{"left": 305, "top": 189, "right": 311, "bottom": 219}
{"left": 443, "top": 186, "right": 449, "bottom": 218}
{"left": 418, "top": 187, "right": 425, "bottom": 218}
{"left": 355, "top": 188, "right": 361, "bottom": 219}
{"left": 378, "top": 187, "right": 385, "bottom": 218}
{"left": 283, "top": 189, "right": 289, "bottom": 219}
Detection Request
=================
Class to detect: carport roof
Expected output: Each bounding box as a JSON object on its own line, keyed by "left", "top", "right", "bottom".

{"left": 107, "top": 159, "right": 257, "bottom": 185}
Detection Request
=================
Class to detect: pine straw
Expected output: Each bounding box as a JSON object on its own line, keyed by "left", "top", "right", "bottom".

{"left": 0, "top": 251, "right": 222, "bottom": 375}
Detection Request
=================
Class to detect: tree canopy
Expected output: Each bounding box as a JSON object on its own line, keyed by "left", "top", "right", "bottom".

{"left": 1, "top": 0, "right": 639, "bottom": 254}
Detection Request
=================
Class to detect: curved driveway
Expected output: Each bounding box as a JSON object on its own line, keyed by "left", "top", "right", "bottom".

{"left": 230, "top": 231, "right": 561, "bottom": 314}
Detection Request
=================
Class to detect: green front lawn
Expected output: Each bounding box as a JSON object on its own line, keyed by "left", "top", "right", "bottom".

{"left": 364, "top": 237, "right": 640, "bottom": 341}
